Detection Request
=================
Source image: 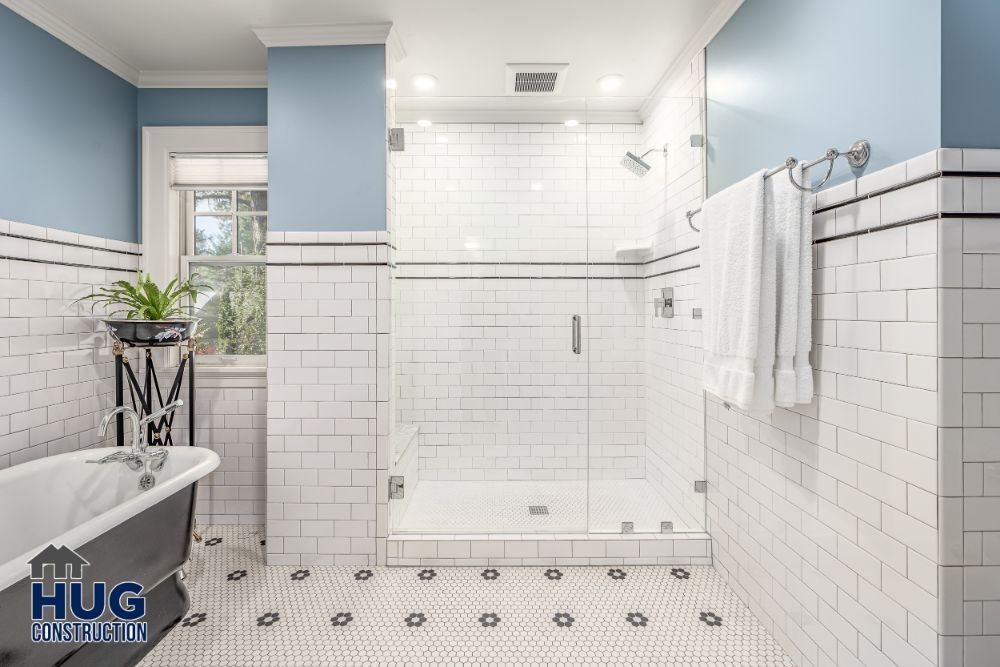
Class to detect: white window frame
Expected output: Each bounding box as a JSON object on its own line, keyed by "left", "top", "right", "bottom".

{"left": 141, "top": 126, "right": 268, "bottom": 383}
{"left": 181, "top": 189, "right": 267, "bottom": 367}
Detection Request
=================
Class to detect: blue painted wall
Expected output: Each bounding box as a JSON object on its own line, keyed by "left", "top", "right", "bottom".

{"left": 706, "top": 0, "right": 941, "bottom": 195}
{"left": 942, "top": 0, "right": 1000, "bottom": 148}
{"left": 0, "top": 5, "right": 137, "bottom": 242}
{"left": 137, "top": 88, "right": 267, "bottom": 127}
{"left": 267, "top": 45, "right": 386, "bottom": 231}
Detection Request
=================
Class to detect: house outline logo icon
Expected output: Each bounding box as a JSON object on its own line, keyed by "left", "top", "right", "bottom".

{"left": 27, "top": 545, "right": 89, "bottom": 581}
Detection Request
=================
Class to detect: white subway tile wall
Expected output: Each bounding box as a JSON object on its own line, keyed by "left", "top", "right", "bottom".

{"left": 705, "top": 149, "right": 1000, "bottom": 667}
{"left": 0, "top": 220, "right": 140, "bottom": 468}
{"left": 265, "top": 232, "right": 391, "bottom": 566}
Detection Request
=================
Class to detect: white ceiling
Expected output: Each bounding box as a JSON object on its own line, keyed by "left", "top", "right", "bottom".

{"left": 5, "top": 0, "right": 735, "bottom": 103}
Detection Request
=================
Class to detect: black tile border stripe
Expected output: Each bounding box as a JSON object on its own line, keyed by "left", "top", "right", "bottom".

{"left": 0, "top": 254, "right": 139, "bottom": 273}
{"left": 393, "top": 246, "right": 699, "bottom": 269}
{"left": 813, "top": 171, "right": 944, "bottom": 215}
{"left": 0, "top": 231, "right": 141, "bottom": 257}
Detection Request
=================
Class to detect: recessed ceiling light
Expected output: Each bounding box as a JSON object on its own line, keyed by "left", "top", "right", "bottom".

{"left": 597, "top": 74, "right": 624, "bottom": 92}
{"left": 417, "top": 119, "right": 433, "bottom": 127}
{"left": 564, "top": 119, "right": 579, "bottom": 127}
{"left": 413, "top": 74, "right": 438, "bottom": 90}
{"left": 384, "top": 78, "right": 397, "bottom": 89}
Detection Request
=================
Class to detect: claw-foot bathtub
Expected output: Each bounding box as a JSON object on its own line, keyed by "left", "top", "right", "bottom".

{"left": 0, "top": 446, "right": 219, "bottom": 667}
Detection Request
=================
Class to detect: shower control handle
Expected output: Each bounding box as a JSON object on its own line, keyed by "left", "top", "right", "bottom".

{"left": 571, "top": 315, "right": 581, "bottom": 354}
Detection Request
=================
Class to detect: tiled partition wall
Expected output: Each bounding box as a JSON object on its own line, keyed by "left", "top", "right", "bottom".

{"left": 172, "top": 381, "right": 266, "bottom": 525}
{"left": 265, "top": 232, "right": 390, "bottom": 566}
{"left": 392, "top": 121, "right": 648, "bottom": 481}
{"left": 938, "top": 151, "right": 1000, "bottom": 666}
{"left": 704, "top": 148, "right": 995, "bottom": 667}
{"left": 0, "top": 220, "right": 139, "bottom": 468}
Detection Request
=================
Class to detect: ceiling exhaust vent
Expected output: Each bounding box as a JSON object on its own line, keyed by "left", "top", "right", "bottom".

{"left": 506, "top": 63, "right": 569, "bottom": 95}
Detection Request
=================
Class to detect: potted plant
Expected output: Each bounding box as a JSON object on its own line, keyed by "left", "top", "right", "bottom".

{"left": 77, "top": 272, "right": 210, "bottom": 346}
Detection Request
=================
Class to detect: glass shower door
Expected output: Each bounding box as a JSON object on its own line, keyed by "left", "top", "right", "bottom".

{"left": 389, "top": 96, "right": 591, "bottom": 534}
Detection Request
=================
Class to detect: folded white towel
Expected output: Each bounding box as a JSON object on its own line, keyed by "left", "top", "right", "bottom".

{"left": 772, "top": 164, "right": 804, "bottom": 407}
{"left": 701, "top": 169, "right": 768, "bottom": 410}
{"left": 794, "top": 168, "right": 815, "bottom": 404}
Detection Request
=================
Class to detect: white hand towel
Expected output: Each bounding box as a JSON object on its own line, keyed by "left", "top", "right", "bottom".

{"left": 701, "top": 169, "right": 769, "bottom": 410}
{"left": 794, "top": 168, "right": 815, "bottom": 404}
{"left": 773, "top": 164, "right": 805, "bottom": 407}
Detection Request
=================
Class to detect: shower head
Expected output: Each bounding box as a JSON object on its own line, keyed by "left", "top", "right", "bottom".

{"left": 621, "top": 145, "right": 664, "bottom": 177}
{"left": 621, "top": 151, "right": 652, "bottom": 176}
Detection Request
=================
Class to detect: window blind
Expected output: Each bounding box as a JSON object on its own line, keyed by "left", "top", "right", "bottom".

{"left": 169, "top": 153, "right": 268, "bottom": 189}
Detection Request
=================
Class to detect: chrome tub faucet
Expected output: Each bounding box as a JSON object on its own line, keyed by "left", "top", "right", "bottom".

{"left": 92, "top": 400, "right": 184, "bottom": 490}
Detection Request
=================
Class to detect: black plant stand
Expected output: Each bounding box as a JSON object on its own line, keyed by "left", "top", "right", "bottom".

{"left": 112, "top": 338, "right": 196, "bottom": 448}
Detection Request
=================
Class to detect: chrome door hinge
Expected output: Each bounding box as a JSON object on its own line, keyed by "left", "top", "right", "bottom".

{"left": 694, "top": 480, "right": 707, "bottom": 494}
{"left": 389, "top": 476, "right": 404, "bottom": 499}
{"left": 388, "top": 128, "right": 405, "bottom": 151}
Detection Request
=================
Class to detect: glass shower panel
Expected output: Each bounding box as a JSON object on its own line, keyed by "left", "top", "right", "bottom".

{"left": 389, "top": 96, "right": 591, "bottom": 533}
{"left": 586, "top": 96, "right": 708, "bottom": 534}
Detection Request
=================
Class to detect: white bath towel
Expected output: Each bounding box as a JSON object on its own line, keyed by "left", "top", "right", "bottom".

{"left": 793, "top": 168, "right": 815, "bottom": 404}
{"left": 701, "top": 169, "right": 770, "bottom": 410}
{"left": 772, "top": 164, "right": 805, "bottom": 407}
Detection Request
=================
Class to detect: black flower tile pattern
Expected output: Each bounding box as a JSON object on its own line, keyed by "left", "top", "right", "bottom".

{"left": 552, "top": 612, "right": 575, "bottom": 627}
{"left": 417, "top": 569, "right": 436, "bottom": 581}
{"left": 256, "top": 612, "right": 280, "bottom": 627}
{"left": 259, "top": 539, "right": 265, "bottom": 546}
{"left": 204, "top": 537, "right": 222, "bottom": 547}
{"left": 226, "top": 570, "right": 247, "bottom": 581}
{"left": 627, "top": 612, "right": 648, "bottom": 627}
{"left": 478, "top": 612, "right": 500, "bottom": 627}
{"left": 330, "top": 612, "right": 353, "bottom": 627}
{"left": 180, "top": 612, "right": 206, "bottom": 628}
{"left": 607, "top": 568, "right": 627, "bottom": 580}
{"left": 700, "top": 611, "right": 723, "bottom": 627}
{"left": 141, "top": 525, "right": 796, "bottom": 667}
{"left": 480, "top": 568, "right": 500, "bottom": 580}
{"left": 290, "top": 569, "right": 310, "bottom": 581}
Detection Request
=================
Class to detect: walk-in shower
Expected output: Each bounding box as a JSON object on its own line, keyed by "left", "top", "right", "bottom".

{"left": 386, "top": 96, "right": 708, "bottom": 539}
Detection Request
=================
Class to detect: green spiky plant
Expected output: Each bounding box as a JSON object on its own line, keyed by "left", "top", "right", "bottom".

{"left": 76, "top": 272, "right": 210, "bottom": 320}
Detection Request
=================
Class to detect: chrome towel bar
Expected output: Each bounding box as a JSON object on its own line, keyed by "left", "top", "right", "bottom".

{"left": 685, "top": 139, "right": 871, "bottom": 232}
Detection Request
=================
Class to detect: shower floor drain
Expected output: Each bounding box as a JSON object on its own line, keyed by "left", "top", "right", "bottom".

{"left": 528, "top": 505, "right": 549, "bottom": 516}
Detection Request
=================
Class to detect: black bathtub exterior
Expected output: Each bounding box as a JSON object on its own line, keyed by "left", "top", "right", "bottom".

{"left": 0, "top": 483, "right": 199, "bottom": 667}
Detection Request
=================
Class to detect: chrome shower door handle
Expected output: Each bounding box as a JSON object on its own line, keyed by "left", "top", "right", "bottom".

{"left": 571, "top": 315, "right": 581, "bottom": 354}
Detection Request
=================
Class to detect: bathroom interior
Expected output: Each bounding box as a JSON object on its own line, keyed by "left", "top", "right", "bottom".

{"left": 0, "top": 0, "right": 998, "bottom": 665}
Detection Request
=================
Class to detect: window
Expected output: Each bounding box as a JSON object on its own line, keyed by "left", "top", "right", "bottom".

{"left": 181, "top": 189, "right": 266, "bottom": 366}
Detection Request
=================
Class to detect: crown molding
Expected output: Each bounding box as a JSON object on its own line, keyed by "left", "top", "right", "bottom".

{"left": 252, "top": 21, "right": 396, "bottom": 48}
{"left": 638, "top": 0, "right": 743, "bottom": 119}
{"left": 138, "top": 70, "right": 268, "bottom": 88}
{"left": 0, "top": 0, "right": 139, "bottom": 84}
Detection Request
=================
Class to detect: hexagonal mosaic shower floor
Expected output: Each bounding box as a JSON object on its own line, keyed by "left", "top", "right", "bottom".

{"left": 140, "top": 525, "right": 793, "bottom": 666}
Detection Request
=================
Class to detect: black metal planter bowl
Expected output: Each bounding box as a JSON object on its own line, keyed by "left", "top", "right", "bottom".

{"left": 103, "top": 319, "right": 198, "bottom": 347}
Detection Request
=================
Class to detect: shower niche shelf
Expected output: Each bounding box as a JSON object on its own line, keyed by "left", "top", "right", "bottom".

{"left": 614, "top": 243, "right": 652, "bottom": 261}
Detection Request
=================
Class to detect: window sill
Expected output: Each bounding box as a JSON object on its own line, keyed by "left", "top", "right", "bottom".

{"left": 168, "top": 364, "right": 266, "bottom": 388}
